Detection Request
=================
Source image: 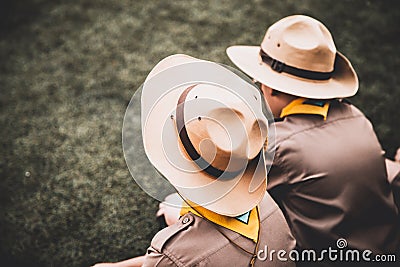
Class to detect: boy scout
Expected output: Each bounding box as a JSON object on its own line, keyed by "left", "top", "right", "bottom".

{"left": 140, "top": 54, "right": 296, "bottom": 266}
{"left": 227, "top": 15, "right": 399, "bottom": 256}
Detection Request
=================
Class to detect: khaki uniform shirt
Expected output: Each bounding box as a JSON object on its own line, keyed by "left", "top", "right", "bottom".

{"left": 267, "top": 100, "right": 399, "bottom": 254}
{"left": 143, "top": 193, "right": 296, "bottom": 266}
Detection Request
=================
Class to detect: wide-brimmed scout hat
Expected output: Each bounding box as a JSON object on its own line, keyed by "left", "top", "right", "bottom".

{"left": 141, "top": 54, "right": 268, "bottom": 216}
{"left": 226, "top": 15, "right": 359, "bottom": 99}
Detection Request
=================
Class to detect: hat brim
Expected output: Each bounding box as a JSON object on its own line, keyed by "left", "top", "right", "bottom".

{"left": 141, "top": 56, "right": 267, "bottom": 216}
{"left": 227, "top": 46, "right": 358, "bottom": 99}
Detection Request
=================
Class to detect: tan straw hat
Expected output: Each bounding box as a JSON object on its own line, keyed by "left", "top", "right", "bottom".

{"left": 227, "top": 15, "right": 359, "bottom": 99}
{"left": 141, "top": 54, "right": 268, "bottom": 216}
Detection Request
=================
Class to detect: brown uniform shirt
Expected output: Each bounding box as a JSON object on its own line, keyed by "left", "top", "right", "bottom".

{"left": 267, "top": 100, "right": 399, "bottom": 254}
{"left": 143, "top": 193, "right": 296, "bottom": 266}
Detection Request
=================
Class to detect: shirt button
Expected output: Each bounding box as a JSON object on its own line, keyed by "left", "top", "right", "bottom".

{"left": 182, "top": 217, "right": 190, "bottom": 224}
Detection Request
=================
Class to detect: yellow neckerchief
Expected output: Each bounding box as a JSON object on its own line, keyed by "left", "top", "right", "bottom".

{"left": 280, "top": 98, "right": 330, "bottom": 120}
{"left": 180, "top": 200, "right": 259, "bottom": 242}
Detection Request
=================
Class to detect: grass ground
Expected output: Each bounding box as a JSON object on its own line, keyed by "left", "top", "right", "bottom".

{"left": 1, "top": 1, "right": 399, "bottom": 266}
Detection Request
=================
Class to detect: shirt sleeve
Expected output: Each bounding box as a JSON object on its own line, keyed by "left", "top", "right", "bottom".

{"left": 266, "top": 148, "right": 290, "bottom": 190}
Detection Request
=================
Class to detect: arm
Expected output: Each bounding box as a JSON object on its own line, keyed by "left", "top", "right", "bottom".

{"left": 156, "top": 193, "right": 183, "bottom": 226}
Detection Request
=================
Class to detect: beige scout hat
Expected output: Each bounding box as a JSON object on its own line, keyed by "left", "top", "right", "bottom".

{"left": 227, "top": 15, "right": 359, "bottom": 99}
{"left": 141, "top": 54, "right": 268, "bottom": 216}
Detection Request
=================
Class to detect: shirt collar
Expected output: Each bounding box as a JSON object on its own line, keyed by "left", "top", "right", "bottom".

{"left": 280, "top": 98, "right": 330, "bottom": 120}
{"left": 180, "top": 200, "right": 259, "bottom": 242}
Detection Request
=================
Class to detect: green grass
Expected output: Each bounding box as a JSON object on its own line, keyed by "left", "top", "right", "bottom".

{"left": 1, "top": 0, "right": 399, "bottom": 266}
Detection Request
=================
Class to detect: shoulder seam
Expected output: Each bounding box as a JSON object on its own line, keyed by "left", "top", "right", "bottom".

{"left": 277, "top": 114, "right": 364, "bottom": 144}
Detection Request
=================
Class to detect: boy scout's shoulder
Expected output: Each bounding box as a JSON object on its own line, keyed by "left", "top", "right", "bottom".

{"left": 147, "top": 212, "right": 222, "bottom": 266}
{"left": 151, "top": 212, "right": 195, "bottom": 252}
{"left": 151, "top": 193, "right": 283, "bottom": 252}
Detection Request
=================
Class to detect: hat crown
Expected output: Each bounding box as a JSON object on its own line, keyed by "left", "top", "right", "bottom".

{"left": 183, "top": 84, "right": 267, "bottom": 173}
{"left": 261, "top": 15, "right": 336, "bottom": 73}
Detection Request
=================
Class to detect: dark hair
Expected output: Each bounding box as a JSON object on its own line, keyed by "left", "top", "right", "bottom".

{"left": 271, "top": 89, "right": 280, "bottom": 96}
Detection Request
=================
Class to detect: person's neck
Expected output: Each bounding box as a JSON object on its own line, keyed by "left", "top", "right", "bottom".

{"left": 273, "top": 95, "right": 298, "bottom": 118}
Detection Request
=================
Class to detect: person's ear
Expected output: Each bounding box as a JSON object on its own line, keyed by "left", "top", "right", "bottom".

{"left": 261, "top": 84, "right": 273, "bottom": 96}
{"left": 271, "top": 89, "right": 280, "bottom": 96}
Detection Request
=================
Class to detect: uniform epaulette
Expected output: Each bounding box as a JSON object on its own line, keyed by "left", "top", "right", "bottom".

{"left": 150, "top": 213, "right": 194, "bottom": 252}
